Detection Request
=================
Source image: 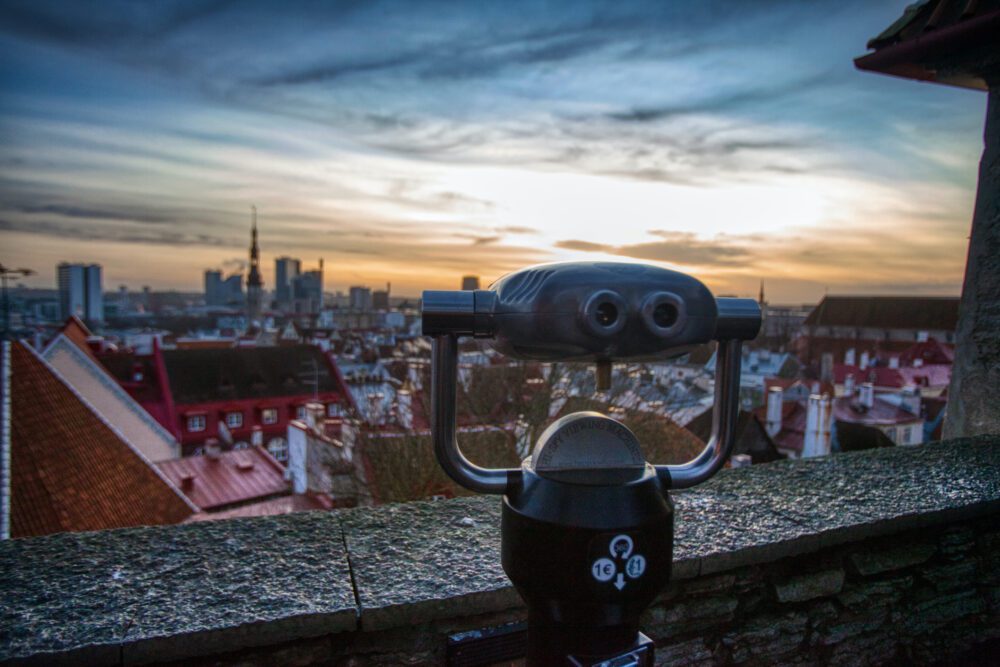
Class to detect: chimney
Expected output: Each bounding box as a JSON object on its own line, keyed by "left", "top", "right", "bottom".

{"left": 820, "top": 353, "right": 833, "bottom": 382}
{"left": 901, "top": 385, "right": 921, "bottom": 415}
{"left": 287, "top": 423, "right": 308, "bottom": 494}
{"left": 917, "top": 330, "right": 929, "bottom": 342}
{"left": 844, "top": 373, "right": 855, "bottom": 396}
{"left": 397, "top": 389, "right": 413, "bottom": 430}
{"left": 888, "top": 357, "right": 899, "bottom": 369}
{"left": 845, "top": 348, "right": 856, "bottom": 366}
{"left": 859, "top": 382, "right": 875, "bottom": 409}
{"left": 802, "top": 394, "right": 831, "bottom": 458}
{"left": 205, "top": 438, "right": 222, "bottom": 461}
{"left": 305, "top": 402, "right": 324, "bottom": 431}
{"left": 765, "top": 386, "right": 783, "bottom": 437}
{"left": 251, "top": 426, "right": 263, "bottom": 447}
{"left": 859, "top": 351, "right": 870, "bottom": 370}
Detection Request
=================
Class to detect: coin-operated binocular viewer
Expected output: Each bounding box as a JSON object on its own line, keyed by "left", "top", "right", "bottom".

{"left": 422, "top": 262, "right": 760, "bottom": 666}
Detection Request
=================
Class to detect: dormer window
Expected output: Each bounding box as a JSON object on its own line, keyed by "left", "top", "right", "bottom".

{"left": 187, "top": 415, "right": 206, "bottom": 432}
{"left": 226, "top": 412, "right": 243, "bottom": 428}
{"left": 261, "top": 408, "right": 278, "bottom": 425}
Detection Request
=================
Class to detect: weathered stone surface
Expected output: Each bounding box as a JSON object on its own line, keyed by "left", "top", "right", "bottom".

{"left": 836, "top": 575, "right": 913, "bottom": 611}
{"left": 922, "top": 561, "right": 978, "bottom": 593}
{"left": 939, "top": 526, "right": 976, "bottom": 561}
{"left": 903, "top": 589, "right": 986, "bottom": 635}
{"left": 653, "top": 638, "right": 716, "bottom": 667}
{"left": 3, "top": 437, "right": 1000, "bottom": 665}
{"left": 675, "top": 436, "right": 1000, "bottom": 578}
{"left": 0, "top": 513, "right": 357, "bottom": 665}
{"left": 945, "top": 85, "right": 1000, "bottom": 439}
{"left": 849, "top": 542, "right": 937, "bottom": 576}
{"left": 773, "top": 569, "right": 845, "bottom": 603}
{"left": 723, "top": 611, "right": 808, "bottom": 663}
{"left": 645, "top": 595, "right": 738, "bottom": 638}
{"left": 340, "top": 496, "right": 521, "bottom": 631}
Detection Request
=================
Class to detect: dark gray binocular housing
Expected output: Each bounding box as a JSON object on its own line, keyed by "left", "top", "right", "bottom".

{"left": 422, "top": 261, "right": 761, "bottom": 665}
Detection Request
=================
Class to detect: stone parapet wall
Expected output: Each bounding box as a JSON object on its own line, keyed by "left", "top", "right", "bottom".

{"left": 1, "top": 436, "right": 999, "bottom": 666}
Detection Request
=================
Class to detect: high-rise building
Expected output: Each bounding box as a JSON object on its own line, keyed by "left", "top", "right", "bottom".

{"left": 222, "top": 274, "right": 243, "bottom": 305}
{"left": 57, "top": 263, "right": 103, "bottom": 324}
{"left": 246, "top": 206, "right": 264, "bottom": 325}
{"left": 275, "top": 257, "right": 301, "bottom": 306}
{"left": 204, "top": 270, "right": 224, "bottom": 307}
{"left": 349, "top": 286, "right": 372, "bottom": 311}
{"left": 461, "top": 275, "right": 480, "bottom": 291}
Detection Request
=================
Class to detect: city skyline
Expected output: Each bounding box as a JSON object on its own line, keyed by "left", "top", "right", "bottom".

{"left": 0, "top": 0, "right": 988, "bottom": 302}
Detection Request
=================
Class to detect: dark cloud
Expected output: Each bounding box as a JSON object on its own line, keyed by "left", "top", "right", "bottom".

{"left": 605, "top": 73, "right": 833, "bottom": 123}
{"left": 12, "top": 204, "right": 175, "bottom": 224}
{"left": 0, "top": 218, "right": 228, "bottom": 247}
{"left": 556, "top": 232, "right": 751, "bottom": 267}
{"left": 495, "top": 225, "right": 538, "bottom": 235}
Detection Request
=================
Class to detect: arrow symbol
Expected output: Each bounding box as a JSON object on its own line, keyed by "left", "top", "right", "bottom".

{"left": 614, "top": 573, "right": 626, "bottom": 591}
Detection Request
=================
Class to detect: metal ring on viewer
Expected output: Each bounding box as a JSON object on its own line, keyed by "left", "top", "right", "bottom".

{"left": 641, "top": 291, "right": 686, "bottom": 338}
{"left": 581, "top": 290, "right": 627, "bottom": 337}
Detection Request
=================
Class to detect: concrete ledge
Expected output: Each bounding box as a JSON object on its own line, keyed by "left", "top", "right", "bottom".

{"left": 1, "top": 435, "right": 998, "bottom": 664}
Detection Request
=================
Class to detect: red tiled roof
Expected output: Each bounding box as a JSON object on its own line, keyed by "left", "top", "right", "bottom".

{"left": 832, "top": 397, "right": 922, "bottom": 427}
{"left": 898, "top": 338, "right": 954, "bottom": 365}
{"left": 833, "top": 364, "right": 905, "bottom": 388}
{"left": 10, "top": 343, "right": 194, "bottom": 538}
{"left": 803, "top": 296, "right": 959, "bottom": 330}
{"left": 156, "top": 446, "right": 289, "bottom": 511}
{"left": 896, "top": 364, "right": 952, "bottom": 388}
{"left": 185, "top": 493, "right": 332, "bottom": 521}
{"left": 753, "top": 401, "right": 807, "bottom": 454}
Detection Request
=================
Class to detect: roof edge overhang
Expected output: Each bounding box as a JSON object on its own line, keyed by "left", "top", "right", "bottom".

{"left": 854, "top": 10, "right": 1000, "bottom": 91}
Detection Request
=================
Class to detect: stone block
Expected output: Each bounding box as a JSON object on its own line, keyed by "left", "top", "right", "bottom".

{"left": 939, "top": 526, "right": 976, "bottom": 561}
{"left": 903, "top": 589, "right": 986, "bottom": 636}
{"left": 836, "top": 575, "right": 913, "bottom": 611}
{"left": 921, "top": 561, "right": 978, "bottom": 593}
{"left": 722, "top": 611, "right": 808, "bottom": 663}
{"left": 645, "top": 595, "right": 738, "bottom": 639}
{"left": 653, "top": 638, "right": 716, "bottom": 667}
{"left": 340, "top": 496, "right": 520, "bottom": 632}
{"left": 773, "top": 569, "right": 845, "bottom": 603}
{"left": 849, "top": 542, "right": 937, "bottom": 576}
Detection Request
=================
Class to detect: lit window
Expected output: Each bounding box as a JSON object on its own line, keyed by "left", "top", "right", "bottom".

{"left": 261, "top": 408, "right": 278, "bottom": 425}
{"left": 187, "top": 415, "right": 206, "bottom": 432}
{"left": 226, "top": 412, "right": 243, "bottom": 428}
{"left": 268, "top": 437, "right": 288, "bottom": 462}
{"left": 327, "top": 403, "right": 343, "bottom": 417}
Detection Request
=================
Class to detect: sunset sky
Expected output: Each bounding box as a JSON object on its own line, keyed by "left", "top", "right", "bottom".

{"left": 0, "top": 0, "right": 988, "bottom": 302}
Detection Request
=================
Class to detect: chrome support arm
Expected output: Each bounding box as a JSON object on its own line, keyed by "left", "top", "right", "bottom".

{"left": 656, "top": 338, "right": 743, "bottom": 489}
{"left": 432, "top": 334, "right": 518, "bottom": 494}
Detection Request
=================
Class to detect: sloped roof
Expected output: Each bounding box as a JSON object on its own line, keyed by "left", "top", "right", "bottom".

{"left": 832, "top": 396, "right": 923, "bottom": 426}
{"left": 855, "top": 0, "right": 1000, "bottom": 90}
{"left": 9, "top": 343, "right": 194, "bottom": 538}
{"left": 803, "top": 296, "right": 959, "bottom": 331}
{"left": 156, "top": 447, "right": 288, "bottom": 511}
{"left": 898, "top": 338, "right": 954, "bottom": 365}
{"left": 160, "top": 345, "right": 342, "bottom": 404}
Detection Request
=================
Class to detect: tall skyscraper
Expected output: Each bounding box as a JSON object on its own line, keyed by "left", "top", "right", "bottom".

{"left": 204, "top": 269, "right": 223, "bottom": 306}
{"left": 275, "top": 257, "right": 301, "bottom": 307}
{"left": 57, "top": 263, "right": 103, "bottom": 325}
{"left": 246, "top": 206, "right": 264, "bottom": 325}
{"left": 461, "top": 275, "right": 480, "bottom": 291}
{"left": 349, "top": 286, "right": 372, "bottom": 311}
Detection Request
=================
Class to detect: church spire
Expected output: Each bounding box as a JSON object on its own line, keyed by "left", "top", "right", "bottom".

{"left": 758, "top": 280, "right": 766, "bottom": 307}
{"left": 246, "top": 205, "right": 263, "bottom": 327}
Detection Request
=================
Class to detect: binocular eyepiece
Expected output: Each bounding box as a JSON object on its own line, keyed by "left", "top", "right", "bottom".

{"left": 423, "top": 261, "right": 759, "bottom": 361}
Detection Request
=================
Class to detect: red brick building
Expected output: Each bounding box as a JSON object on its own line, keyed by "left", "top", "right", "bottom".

{"left": 98, "top": 344, "right": 352, "bottom": 458}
